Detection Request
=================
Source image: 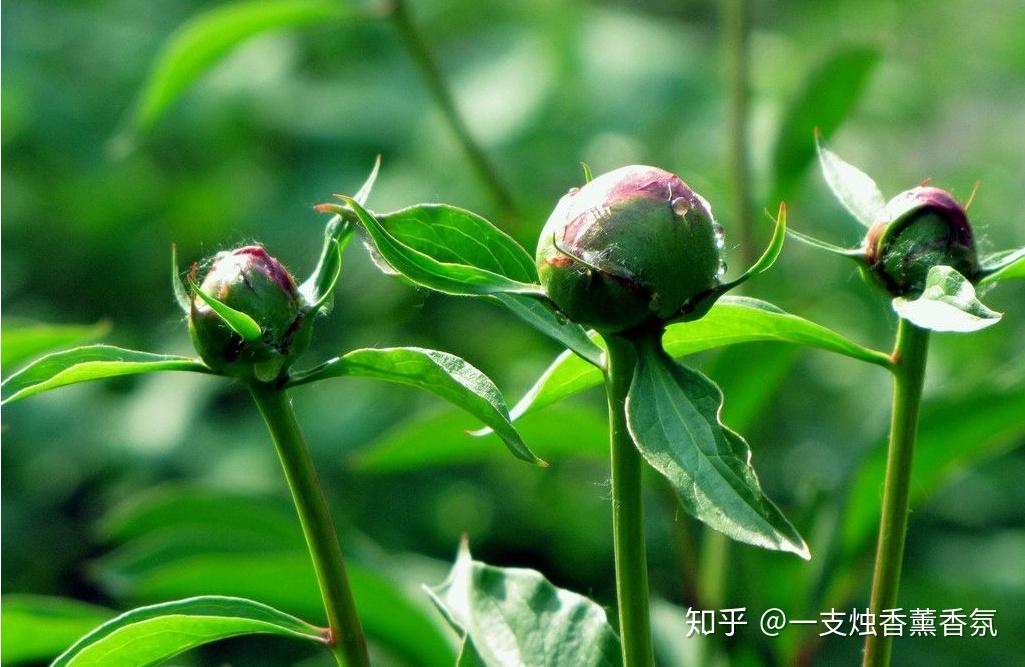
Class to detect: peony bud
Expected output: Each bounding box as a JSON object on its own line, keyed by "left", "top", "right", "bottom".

{"left": 189, "top": 246, "right": 310, "bottom": 380}
{"left": 863, "top": 186, "right": 978, "bottom": 296}
{"left": 536, "top": 165, "right": 723, "bottom": 333}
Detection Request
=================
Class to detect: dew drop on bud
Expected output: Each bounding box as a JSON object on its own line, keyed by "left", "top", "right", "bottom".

{"left": 712, "top": 222, "right": 726, "bottom": 249}
{"left": 716, "top": 259, "right": 728, "bottom": 279}
{"left": 671, "top": 197, "right": 690, "bottom": 217}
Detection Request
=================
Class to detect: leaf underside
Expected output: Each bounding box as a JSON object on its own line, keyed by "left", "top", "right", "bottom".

{"left": 815, "top": 133, "right": 887, "bottom": 227}
{"left": 892, "top": 265, "right": 1001, "bottom": 332}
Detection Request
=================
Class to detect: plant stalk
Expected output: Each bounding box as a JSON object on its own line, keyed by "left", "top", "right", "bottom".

{"left": 722, "top": 0, "right": 755, "bottom": 267}
{"left": 604, "top": 336, "right": 655, "bottom": 667}
{"left": 862, "top": 319, "right": 930, "bottom": 667}
{"left": 249, "top": 383, "right": 370, "bottom": 667}
{"left": 388, "top": 0, "right": 518, "bottom": 220}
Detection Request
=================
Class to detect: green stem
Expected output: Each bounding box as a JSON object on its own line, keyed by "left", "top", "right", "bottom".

{"left": 249, "top": 383, "right": 370, "bottom": 667}
{"left": 862, "top": 319, "right": 930, "bottom": 667}
{"left": 604, "top": 336, "right": 654, "bottom": 667}
{"left": 722, "top": 0, "right": 754, "bottom": 267}
{"left": 388, "top": 0, "right": 518, "bottom": 220}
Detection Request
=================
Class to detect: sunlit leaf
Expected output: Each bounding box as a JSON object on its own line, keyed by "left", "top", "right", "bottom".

{"left": 892, "top": 265, "right": 1001, "bottom": 332}
{"left": 1, "top": 596, "right": 114, "bottom": 665}
{"left": 1, "top": 321, "right": 110, "bottom": 369}
{"left": 288, "top": 347, "right": 542, "bottom": 465}
{"left": 189, "top": 278, "right": 264, "bottom": 341}
{"left": 715, "top": 203, "right": 787, "bottom": 293}
{"left": 1, "top": 345, "right": 211, "bottom": 405}
{"left": 815, "top": 132, "right": 887, "bottom": 227}
{"left": 626, "top": 340, "right": 809, "bottom": 558}
{"left": 124, "top": 0, "right": 353, "bottom": 137}
{"left": 979, "top": 246, "right": 1025, "bottom": 285}
{"left": 785, "top": 228, "right": 865, "bottom": 259}
{"left": 503, "top": 297, "right": 891, "bottom": 424}
{"left": 51, "top": 596, "right": 327, "bottom": 666}
{"left": 343, "top": 197, "right": 542, "bottom": 296}
{"left": 772, "top": 46, "right": 880, "bottom": 203}
{"left": 426, "top": 540, "right": 622, "bottom": 667}
{"left": 489, "top": 293, "right": 604, "bottom": 367}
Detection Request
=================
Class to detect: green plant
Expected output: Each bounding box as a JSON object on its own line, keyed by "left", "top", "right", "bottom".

{"left": 787, "top": 135, "right": 1024, "bottom": 667}
{"left": 0, "top": 167, "right": 541, "bottom": 666}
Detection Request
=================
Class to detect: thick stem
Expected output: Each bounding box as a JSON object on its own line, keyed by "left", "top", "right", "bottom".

{"left": 388, "top": 0, "right": 518, "bottom": 220}
{"left": 862, "top": 319, "right": 930, "bottom": 667}
{"left": 249, "top": 383, "right": 370, "bottom": 667}
{"left": 604, "top": 336, "right": 655, "bottom": 667}
{"left": 722, "top": 0, "right": 755, "bottom": 267}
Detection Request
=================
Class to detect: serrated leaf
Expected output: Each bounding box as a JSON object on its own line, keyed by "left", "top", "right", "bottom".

{"left": 344, "top": 198, "right": 542, "bottom": 296}
{"left": 892, "top": 265, "right": 1001, "bottom": 332}
{"left": 979, "top": 246, "right": 1025, "bottom": 285}
{"left": 489, "top": 293, "right": 604, "bottom": 367}
{"left": 503, "top": 297, "right": 891, "bottom": 424}
{"left": 288, "top": 347, "right": 542, "bottom": 465}
{"left": 772, "top": 46, "right": 880, "bottom": 203}
{"left": 626, "top": 340, "right": 809, "bottom": 558}
{"left": 1, "top": 596, "right": 114, "bottom": 665}
{"left": 426, "top": 540, "right": 622, "bottom": 667}
{"left": 1, "top": 321, "right": 110, "bottom": 369}
{"left": 51, "top": 596, "right": 327, "bottom": 666}
{"left": 815, "top": 133, "right": 887, "bottom": 227}
{"left": 1, "top": 345, "right": 211, "bottom": 405}
{"left": 124, "top": 0, "right": 353, "bottom": 137}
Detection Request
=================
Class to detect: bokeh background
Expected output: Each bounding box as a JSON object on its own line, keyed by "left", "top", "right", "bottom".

{"left": 3, "top": 0, "right": 1024, "bottom": 665}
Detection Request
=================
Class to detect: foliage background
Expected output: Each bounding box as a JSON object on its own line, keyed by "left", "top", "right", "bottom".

{"left": 3, "top": 0, "right": 1024, "bottom": 664}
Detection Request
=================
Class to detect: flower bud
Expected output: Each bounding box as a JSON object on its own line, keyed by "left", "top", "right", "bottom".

{"left": 536, "top": 165, "right": 723, "bottom": 333}
{"left": 189, "top": 246, "right": 310, "bottom": 380}
{"left": 863, "top": 186, "right": 978, "bottom": 296}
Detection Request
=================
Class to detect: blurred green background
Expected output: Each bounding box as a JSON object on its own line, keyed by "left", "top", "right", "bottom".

{"left": 3, "top": 0, "right": 1024, "bottom": 665}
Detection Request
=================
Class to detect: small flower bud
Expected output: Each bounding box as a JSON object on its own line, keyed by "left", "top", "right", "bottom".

{"left": 189, "top": 246, "right": 310, "bottom": 380}
{"left": 863, "top": 186, "right": 978, "bottom": 296}
{"left": 536, "top": 165, "right": 723, "bottom": 333}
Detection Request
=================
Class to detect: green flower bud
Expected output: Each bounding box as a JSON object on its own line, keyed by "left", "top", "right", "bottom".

{"left": 863, "top": 186, "right": 978, "bottom": 297}
{"left": 536, "top": 165, "right": 723, "bottom": 333}
{"left": 189, "top": 246, "right": 310, "bottom": 381}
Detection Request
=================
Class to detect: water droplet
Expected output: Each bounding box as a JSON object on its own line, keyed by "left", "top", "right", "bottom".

{"left": 712, "top": 222, "right": 726, "bottom": 249}
{"left": 716, "top": 259, "right": 728, "bottom": 279}
{"left": 671, "top": 197, "right": 690, "bottom": 217}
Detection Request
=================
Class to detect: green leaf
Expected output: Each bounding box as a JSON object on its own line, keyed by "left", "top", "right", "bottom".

{"left": 1, "top": 321, "right": 110, "bottom": 369}
{"left": 504, "top": 297, "right": 891, "bottom": 423}
{"left": 1, "top": 596, "right": 114, "bottom": 665}
{"left": 171, "top": 245, "right": 191, "bottom": 313}
{"left": 426, "top": 540, "right": 622, "bottom": 667}
{"left": 343, "top": 197, "right": 543, "bottom": 295}
{"left": 51, "top": 596, "right": 326, "bottom": 666}
{"left": 892, "top": 265, "right": 1002, "bottom": 332}
{"left": 625, "top": 340, "right": 809, "bottom": 558}
{"left": 771, "top": 46, "right": 880, "bottom": 203}
{"left": 490, "top": 293, "right": 604, "bottom": 367}
{"left": 288, "top": 347, "right": 543, "bottom": 465}
{"left": 785, "top": 228, "right": 865, "bottom": 259}
{"left": 124, "top": 0, "right": 352, "bottom": 137}
{"left": 1, "top": 345, "right": 211, "bottom": 405}
{"left": 714, "top": 203, "right": 788, "bottom": 294}
{"left": 189, "top": 278, "right": 264, "bottom": 341}
{"left": 979, "top": 246, "right": 1025, "bottom": 284}
{"left": 815, "top": 132, "right": 887, "bottom": 227}
{"left": 352, "top": 405, "right": 608, "bottom": 472}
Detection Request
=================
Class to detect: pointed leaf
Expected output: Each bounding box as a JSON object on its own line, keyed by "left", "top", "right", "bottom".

{"left": 51, "top": 596, "right": 327, "bottom": 666}
{"left": 124, "top": 0, "right": 353, "bottom": 137}
{"left": 2, "top": 345, "right": 210, "bottom": 405}
{"left": 785, "top": 228, "right": 865, "bottom": 259}
{"left": 716, "top": 203, "right": 787, "bottom": 293}
{"left": 1, "top": 321, "right": 110, "bottom": 369}
{"left": 772, "top": 46, "right": 880, "bottom": 202}
{"left": 815, "top": 133, "right": 887, "bottom": 227}
{"left": 343, "top": 197, "right": 542, "bottom": 295}
{"left": 288, "top": 347, "right": 543, "bottom": 465}
{"left": 626, "top": 342, "right": 808, "bottom": 558}
{"left": 189, "top": 279, "right": 263, "bottom": 341}
{"left": 171, "top": 245, "right": 191, "bottom": 313}
{"left": 354, "top": 155, "right": 382, "bottom": 206}
{"left": 978, "top": 246, "right": 1025, "bottom": 285}
{"left": 502, "top": 297, "right": 891, "bottom": 424}
{"left": 426, "top": 540, "right": 622, "bottom": 667}
{"left": 892, "top": 265, "right": 1001, "bottom": 332}
{"left": 1, "top": 596, "right": 114, "bottom": 665}
{"left": 580, "top": 161, "right": 593, "bottom": 184}
{"left": 490, "top": 293, "right": 604, "bottom": 367}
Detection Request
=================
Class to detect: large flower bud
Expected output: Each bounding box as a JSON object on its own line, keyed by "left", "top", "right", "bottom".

{"left": 189, "top": 246, "right": 310, "bottom": 380}
{"left": 863, "top": 186, "right": 978, "bottom": 296}
{"left": 536, "top": 165, "right": 723, "bottom": 333}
